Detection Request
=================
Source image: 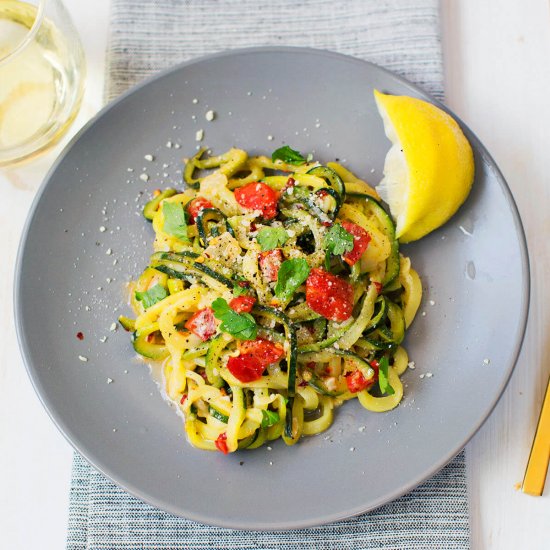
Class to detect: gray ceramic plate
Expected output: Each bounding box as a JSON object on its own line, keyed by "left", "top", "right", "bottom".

{"left": 15, "top": 48, "right": 529, "bottom": 529}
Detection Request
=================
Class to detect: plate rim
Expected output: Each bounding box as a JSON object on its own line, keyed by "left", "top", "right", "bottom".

{"left": 14, "top": 46, "right": 531, "bottom": 530}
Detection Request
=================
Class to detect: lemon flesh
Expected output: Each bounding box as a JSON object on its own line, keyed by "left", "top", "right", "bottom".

{"left": 374, "top": 90, "right": 474, "bottom": 243}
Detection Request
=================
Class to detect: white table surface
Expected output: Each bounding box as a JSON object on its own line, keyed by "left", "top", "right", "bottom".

{"left": 1, "top": 1, "right": 549, "bottom": 548}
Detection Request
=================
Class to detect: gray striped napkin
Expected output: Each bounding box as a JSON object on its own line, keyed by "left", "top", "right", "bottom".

{"left": 67, "top": 1, "right": 470, "bottom": 548}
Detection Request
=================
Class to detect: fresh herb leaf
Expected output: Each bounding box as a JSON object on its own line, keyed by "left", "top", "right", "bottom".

{"left": 274, "top": 258, "right": 310, "bottom": 303}
{"left": 257, "top": 227, "right": 289, "bottom": 251}
{"left": 135, "top": 284, "right": 168, "bottom": 309}
{"left": 378, "top": 356, "right": 395, "bottom": 395}
{"left": 260, "top": 409, "right": 280, "bottom": 428}
{"left": 162, "top": 201, "right": 189, "bottom": 242}
{"left": 271, "top": 145, "right": 307, "bottom": 166}
{"left": 233, "top": 284, "right": 248, "bottom": 297}
{"left": 211, "top": 297, "right": 257, "bottom": 340}
{"left": 325, "top": 223, "right": 354, "bottom": 256}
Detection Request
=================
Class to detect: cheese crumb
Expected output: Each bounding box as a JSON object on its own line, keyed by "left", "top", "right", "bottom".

{"left": 139, "top": 173, "right": 149, "bottom": 182}
{"left": 425, "top": 372, "right": 433, "bottom": 378}
{"left": 349, "top": 447, "right": 355, "bottom": 452}
{"left": 195, "top": 129, "right": 204, "bottom": 141}
{"left": 267, "top": 135, "right": 274, "bottom": 141}
{"left": 205, "top": 110, "right": 215, "bottom": 121}
{"left": 407, "top": 361, "right": 416, "bottom": 370}
{"left": 106, "top": 248, "right": 112, "bottom": 255}
{"left": 358, "top": 426, "right": 366, "bottom": 433}
{"left": 419, "top": 374, "right": 425, "bottom": 379}
{"left": 144, "top": 154, "right": 154, "bottom": 162}
{"left": 192, "top": 98, "right": 198, "bottom": 104}
{"left": 99, "top": 226, "right": 106, "bottom": 232}
{"left": 166, "top": 140, "right": 173, "bottom": 148}
{"left": 99, "top": 336, "right": 107, "bottom": 343}
{"left": 483, "top": 358, "right": 491, "bottom": 365}
{"left": 429, "top": 300, "right": 435, "bottom": 306}
{"left": 107, "top": 377, "right": 113, "bottom": 384}
{"left": 78, "top": 355, "right": 88, "bottom": 362}
{"left": 109, "top": 323, "right": 117, "bottom": 332}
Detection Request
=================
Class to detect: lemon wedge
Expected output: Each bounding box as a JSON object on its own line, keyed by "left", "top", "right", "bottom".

{"left": 374, "top": 90, "right": 475, "bottom": 243}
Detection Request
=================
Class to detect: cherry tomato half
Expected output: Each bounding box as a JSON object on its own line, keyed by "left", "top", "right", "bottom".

{"left": 306, "top": 268, "right": 354, "bottom": 322}
{"left": 234, "top": 182, "right": 278, "bottom": 219}
{"left": 184, "top": 307, "right": 217, "bottom": 341}
{"left": 259, "top": 248, "right": 283, "bottom": 282}
{"left": 229, "top": 295, "right": 256, "bottom": 313}
{"left": 239, "top": 338, "right": 285, "bottom": 366}
{"left": 227, "top": 354, "right": 265, "bottom": 383}
{"left": 340, "top": 220, "right": 371, "bottom": 266}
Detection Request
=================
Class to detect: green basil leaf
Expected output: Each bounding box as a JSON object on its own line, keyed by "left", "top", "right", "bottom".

{"left": 257, "top": 227, "right": 289, "bottom": 251}
{"left": 135, "top": 284, "right": 168, "bottom": 309}
{"left": 233, "top": 283, "right": 248, "bottom": 297}
{"left": 162, "top": 201, "right": 189, "bottom": 242}
{"left": 260, "top": 409, "right": 280, "bottom": 428}
{"left": 274, "top": 258, "right": 310, "bottom": 303}
{"left": 211, "top": 297, "right": 257, "bottom": 340}
{"left": 378, "top": 356, "right": 395, "bottom": 395}
{"left": 271, "top": 145, "right": 307, "bottom": 165}
{"left": 324, "top": 223, "right": 354, "bottom": 257}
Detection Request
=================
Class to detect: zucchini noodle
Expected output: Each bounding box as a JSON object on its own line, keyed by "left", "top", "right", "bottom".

{"left": 121, "top": 148, "right": 422, "bottom": 453}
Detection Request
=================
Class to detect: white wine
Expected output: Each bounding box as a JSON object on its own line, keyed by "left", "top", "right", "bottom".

{"left": 0, "top": 0, "right": 85, "bottom": 165}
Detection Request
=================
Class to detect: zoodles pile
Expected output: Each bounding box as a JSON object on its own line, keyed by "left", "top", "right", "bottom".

{"left": 120, "top": 146, "right": 422, "bottom": 453}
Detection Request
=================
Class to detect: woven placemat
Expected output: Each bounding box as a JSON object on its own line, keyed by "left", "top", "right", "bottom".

{"left": 67, "top": 1, "right": 470, "bottom": 548}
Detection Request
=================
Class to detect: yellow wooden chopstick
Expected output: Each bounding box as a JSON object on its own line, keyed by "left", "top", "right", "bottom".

{"left": 522, "top": 375, "right": 550, "bottom": 496}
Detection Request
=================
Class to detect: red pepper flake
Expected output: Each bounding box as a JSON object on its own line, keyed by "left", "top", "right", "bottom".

{"left": 298, "top": 380, "right": 308, "bottom": 387}
{"left": 306, "top": 361, "right": 316, "bottom": 370}
{"left": 373, "top": 282, "right": 383, "bottom": 294}
{"left": 215, "top": 432, "right": 229, "bottom": 454}
{"left": 322, "top": 221, "right": 332, "bottom": 227}
{"left": 180, "top": 394, "right": 188, "bottom": 405}
{"left": 76, "top": 332, "right": 84, "bottom": 340}
{"left": 282, "top": 177, "right": 296, "bottom": 193}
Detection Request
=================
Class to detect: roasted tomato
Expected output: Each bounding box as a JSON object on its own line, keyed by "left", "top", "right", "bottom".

{"left": 227, "top": 338, "right": 285, "bottom": 383}
{"left": 186, "top": 197, "right": 213, "bottom": 222}
{"left": 227, "top": 354, "right": 265, "bottom": 383}
{"left": 340, "top": 220, "right": 371, "bottom": 266}
{"left": 239, "top": 338, "right": 285, "bottom": 366}
{"left": 306, "top": 268, "right": 354, "bottom": 322}
{"left": 229, "top": 295, "right": 256, "bottom": 313}
{"left": 184, "top": 307, "right": 216, "bottom": 341}
{"left": 259, "top": 248, "right": 283, "bottom": 282}
{"left": 234, "top": 182, "right": 278, "bottom": 219}
{"left": 346, "top": 370, "right": 374, "bottom": 393}
{"left": 215, "top": 432, "right": 229, "bottom": 454}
